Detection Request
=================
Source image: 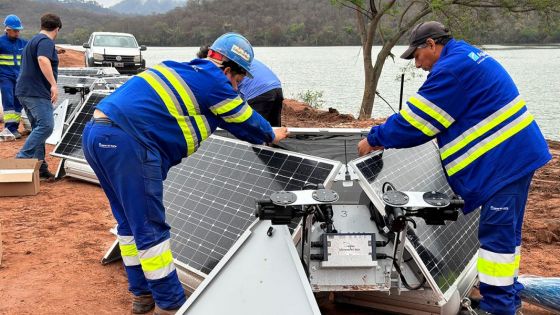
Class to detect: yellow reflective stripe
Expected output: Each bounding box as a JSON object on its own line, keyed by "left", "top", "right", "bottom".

{"left": 209, "top": 97, "right": 244, "bottom": 115}
{"left": 408, "top": 95, "right": 453, "bottom": 128}
{"left": 4, "top": 113, "right": 21, "bottom": 121}
{"left": 17, "top": 55, "right": 22, "bottom": 59}
{"left": 441, "top": 98, "right": 526, "bottom": 160}
{"left": 119, "top": 244, "right": 139, "bottom": 257}
{"left": 139, "top": 249, "right": 174, "bottom": 272}
{"left": 0, "top": 54, "right": 12, "bottom": 59}
{"left": 193, "top": 115, "right": 210, "bottom": 140}
{"left": 151, "top": 64, "right": 199, "bottom": 115}
{"left": 446, "top": 113, "right": 534, "bottom": 176}
{"left": 222, "top": 104, "right": 253, "bottom": 123}
{"left": 400, "top": 106, "right": 438, "bottom": 137}
{"left": 477, "top": 256, "right": 516, "bottom": 277}
{"left": 0, "top": 61, "right": 15, "bottom": 65}
{"left": 151, "top": 64, "right": 209, "bottom": 141}
{"left": 137, "top": 71, "right": 196, "bottom": 155}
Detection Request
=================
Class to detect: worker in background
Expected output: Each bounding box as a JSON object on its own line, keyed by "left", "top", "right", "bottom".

{"left": 358, "top": 21, "right": 551, "bottom": 315}
{"left": 0, "top": 14, "right": 27, "bottom": 139}
{"left": 197, "top": 46, "right": 284, "bottom": 126}
{"left": 83, "top": 33, "right": 288, "bottom": 315}
{"left": 15, "top": 13, "right": 61, "bottom": 180}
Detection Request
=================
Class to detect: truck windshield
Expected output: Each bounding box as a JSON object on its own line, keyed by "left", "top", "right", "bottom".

{"left": 93, "top": 35, "right": 138, "bottom": 48}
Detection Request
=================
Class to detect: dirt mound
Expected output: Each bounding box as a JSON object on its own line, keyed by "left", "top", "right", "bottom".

{"left": 57, "top": 46, "right": 85, "bottom": 68}
{"left": 282, "top": 99, "right": 386, "bottom": 128}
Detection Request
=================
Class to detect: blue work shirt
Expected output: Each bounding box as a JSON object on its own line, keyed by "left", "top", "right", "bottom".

{"left": 238, "top": 59, "right": 281, "bottom": 101}
{"left": 16, "top": 33, "right": 58, "bottom": 99}
{"left": 97, "top": 59, "right": 275, "bottom": 175}
{"left": 0, "top": 34, "right": 27, "bottom": 80}
{"left": 367, "top": 39, "right": 551, "bottom": 213}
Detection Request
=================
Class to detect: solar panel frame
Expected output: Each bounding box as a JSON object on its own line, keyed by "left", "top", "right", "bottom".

{"left": 52, "top": 90, "right": 111, "bottom": 162}
{"left": 57, "top": 75, "right": 100, "bottom": 123}
{"left": 349, "top": 141, "right": 479, "bottom": 300}
{"left": 165, "top": 135, "right": 342, "bottom": 276}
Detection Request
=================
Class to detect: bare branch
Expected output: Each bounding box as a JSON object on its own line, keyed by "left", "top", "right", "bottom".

{"left": 398, "top": 1, "right": 416, "bottom": 29}
{"left": 336, "top": 1, "right": 373, "bottom": 19}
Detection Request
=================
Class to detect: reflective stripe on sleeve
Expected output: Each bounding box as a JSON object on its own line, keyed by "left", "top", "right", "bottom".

{"left": 209, "top": 97, "right": 244, "bottom": 115}
{"left": 222, "top": 103, "right": 253, "bottom": 123}
{"left": 408, "top": 94, "right": 454, "bottom": 128}
{"left": 137, "top": 70, "right": 198, "bottom": 155}
{"left": 440, "top": 96, "right": 525, "bottom": 160}
{"left": 138, "top": 239, "right": 176, "bottom": 280}
{"left": 400, "top": 104, "right": 440, "bottom": 137}
{"left": 445, "top": 111, "right": 534, "bottom": 176}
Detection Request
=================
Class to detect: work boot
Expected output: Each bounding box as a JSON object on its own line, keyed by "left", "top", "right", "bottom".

{"left": 131, "top": 294, "right": 155, "bottom": 314}
{"left": 12, "top": 131, "right": 21, "bottom": 139}
{"left": 39, "top": 170, "right": 56, "bottom": 181}
{"left": 153, "top": 305, "right": 180, "bottom": 315}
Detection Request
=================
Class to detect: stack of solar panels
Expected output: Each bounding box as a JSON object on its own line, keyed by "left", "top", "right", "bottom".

{"left": 51, "top": 91, "right": 112, "bottom": 182}
{"left": 57, "top": 75, "right": 99, "bottom": 124}
{"left": 58, "top": 67, "right": 120, "bottom": 77}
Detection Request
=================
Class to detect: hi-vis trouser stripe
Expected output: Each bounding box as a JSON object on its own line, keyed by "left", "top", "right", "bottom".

{"left": 408, "top": 94, "right": 454, "bottom": 128}
{"left": 138, "top": 239, "right": 176, "bottom": 280}
{"left": 478, "top": 248, "right": 516, "bottom": 286}
{"left": 138, "top": 70, "right": 198, "bottom": 155}
{"left": 3, "top": 110, "right": 21, "bottom": 123}
{"left": 118, "top": 235, "right": 141, "bottom": 266}
{"left": 0, "top": 54, "right": 15, "bottom": 66}
{"left": 209, "top": 97, "right": 253, "bottom": 123}
{"left": 440, "top": 96, "right": 525, "bottom": 160}
{"left": 151, "top": 64, "right": 210, "bottom": 141}
{"left": 445, "top": 111, "right": 534, "bottom": 176}
{"left": 514, "top": 246, "right": 521, "bottom": 277}
{"left": 400, "top": 103, "right": 439, "bottom": 137}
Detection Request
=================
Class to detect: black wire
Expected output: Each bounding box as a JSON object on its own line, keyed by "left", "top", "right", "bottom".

{"left": 378, "top": 254, "right": 426, "bottom": 290}
{"left": 375, "top": 90, "right": 398, "bottom": 114}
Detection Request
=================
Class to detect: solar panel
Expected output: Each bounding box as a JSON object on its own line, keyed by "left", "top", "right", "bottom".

{"left": 350, "top": 142, "right": 479, "bottom": 295}
{"left": 57, "top": 75, "right": 99, "bottom": 122}
{"left": 58, "top": 67, "right": 120, "bottom": 77}
{"left": 100, "top": 76, "right": 131, "bottom": 87}
{"left": 52, "top": 91, "right": 111, "bottom": 162}
{"left": 165, "top": 136, "right": 341, "bottom": 275}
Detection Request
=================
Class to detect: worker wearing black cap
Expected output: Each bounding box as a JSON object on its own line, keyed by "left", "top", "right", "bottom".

{"left": 359, "top": 21, "right": 551, "bottom": 315}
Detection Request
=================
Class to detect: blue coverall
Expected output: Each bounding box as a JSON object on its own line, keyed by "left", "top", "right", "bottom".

{"left": 82, "top": 59, "right": 275, "bottom": 310}
{"left": 366, "top": 39, "right": 551, "bottom": 315}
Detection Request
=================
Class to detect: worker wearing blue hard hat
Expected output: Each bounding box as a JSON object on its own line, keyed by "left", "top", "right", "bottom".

{"left": 82, "top": 32, "right": 288, "bottom": 315}
{"left": 0, "top": 14, "right": 27, "bottom": 139}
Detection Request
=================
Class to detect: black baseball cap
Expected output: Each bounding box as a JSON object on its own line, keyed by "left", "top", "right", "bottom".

{"left": 400, "top": 21, "right": 450, "bottom": 60}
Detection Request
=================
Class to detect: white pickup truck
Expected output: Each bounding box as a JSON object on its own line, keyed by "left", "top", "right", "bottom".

{"left": 83, "top": 32, "right": 147, "bottom": 74}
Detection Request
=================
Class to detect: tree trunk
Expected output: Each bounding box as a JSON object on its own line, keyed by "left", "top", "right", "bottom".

{"left": 358, "top": 47, "right": 391, "bottom": 119}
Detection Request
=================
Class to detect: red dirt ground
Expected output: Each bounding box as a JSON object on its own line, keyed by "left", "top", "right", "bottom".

{"left": 0, "top": 50, "right": 558, "bottom": 315}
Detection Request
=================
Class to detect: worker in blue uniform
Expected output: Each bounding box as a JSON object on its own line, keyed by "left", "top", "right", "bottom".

{"left": 358, "top": 21, "right": 551, "bottom": 315}
{"left": 197, "top": 46, "right": 284, "bottom": 126}
{"left": 82, "top": 33, "right": 288, "bottom": 315}
{"left": 0, "top": 15, "right": 27, "bottom": 138}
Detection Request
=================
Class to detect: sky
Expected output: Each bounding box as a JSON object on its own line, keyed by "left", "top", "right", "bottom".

{"left": 93, "top": 0, "right": 122, "bottom": 7}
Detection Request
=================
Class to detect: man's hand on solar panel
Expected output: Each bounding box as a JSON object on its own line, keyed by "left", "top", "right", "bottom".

{"left": 358, "top": 138, "right": 383, "bottom": 156}
{"left": 272, "top": 127, "right": 289, "bottom": 144}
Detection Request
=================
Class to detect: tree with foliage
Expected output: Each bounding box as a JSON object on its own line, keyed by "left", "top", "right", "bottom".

{"left": 332, "top": 0, "right": 560, "bottom": 119}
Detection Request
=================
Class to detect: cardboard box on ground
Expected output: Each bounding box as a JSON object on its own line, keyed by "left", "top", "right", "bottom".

{"left": 0, "top": 159, "right": 42, "bottom": 197}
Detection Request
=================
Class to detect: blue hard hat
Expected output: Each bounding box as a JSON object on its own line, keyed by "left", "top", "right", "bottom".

{"left": 210, "top": 33, "right": 254, "bottom": 78}
{"left": 4, "top": 15, "right": 23, "bottom": 30}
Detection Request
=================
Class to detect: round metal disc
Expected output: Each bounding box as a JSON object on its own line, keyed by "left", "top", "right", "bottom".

{"left": 423, "top": 191, "right": 451, "bottom": 207}
{"left": 270, "top": 191, "right": 298, "bottom": 206}
{"left": 312, "top": 189, "right": 339, "bottom": 203}
{"left": 382, "top": 190, "right": 409, "bottom": 206}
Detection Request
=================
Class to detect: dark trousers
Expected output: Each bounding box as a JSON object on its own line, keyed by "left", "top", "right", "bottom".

{"left": 247, "top": 88, "right": 283, "bottom": 127}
